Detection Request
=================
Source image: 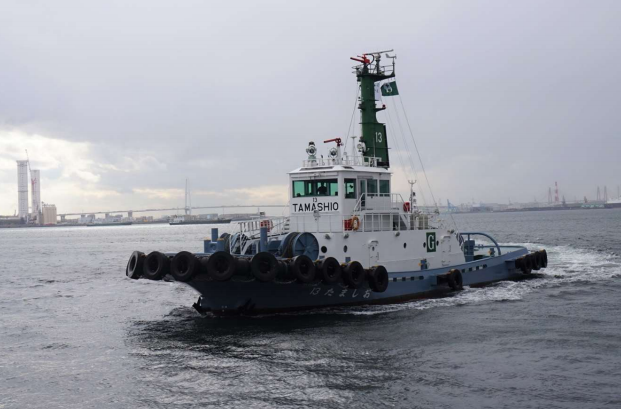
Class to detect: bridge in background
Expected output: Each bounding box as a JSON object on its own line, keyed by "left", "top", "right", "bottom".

{"left": 57, "top": 204, "right": 288, "bottom": 221}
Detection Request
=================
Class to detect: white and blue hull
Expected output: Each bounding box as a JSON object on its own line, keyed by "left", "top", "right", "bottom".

{"left": 188, "top": 246, "right": 529, "bottom": 315}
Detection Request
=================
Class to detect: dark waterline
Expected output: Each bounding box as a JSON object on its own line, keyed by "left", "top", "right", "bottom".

{"left": 1, "top": 209, "right": 620, "bottom": 408}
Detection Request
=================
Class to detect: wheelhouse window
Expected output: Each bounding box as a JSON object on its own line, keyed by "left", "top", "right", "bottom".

{"left": 380, "top": 180, "right": 390, "bottom": 197}
{"left": 344, "top": 179, "right": 356, "bottom": 199}
{"left": 368, "top": 179, "right": 378, "bottom": 197}
{"left": 292, "top": 179, "right": 338, "bottom": 197}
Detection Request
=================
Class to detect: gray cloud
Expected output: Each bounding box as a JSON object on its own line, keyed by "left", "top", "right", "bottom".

{"left": 1, "top": 0, "right": 620, "bottom": 214}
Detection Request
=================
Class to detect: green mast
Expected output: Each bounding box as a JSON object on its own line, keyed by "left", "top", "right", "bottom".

{"left": 351, "top": 50, "right": 395, "bottom": 168}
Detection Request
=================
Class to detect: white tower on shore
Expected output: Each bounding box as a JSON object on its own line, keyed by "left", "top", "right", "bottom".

{"left": 16, "top": 160, "right": 29, "bottom": 219}
{"left": 31, "top": 169, "right": 41, "bottom": 220}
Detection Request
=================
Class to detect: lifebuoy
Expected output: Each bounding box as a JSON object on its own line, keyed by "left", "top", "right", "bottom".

{"left": 351, "top": 216, "right": 361, "bottom": 231}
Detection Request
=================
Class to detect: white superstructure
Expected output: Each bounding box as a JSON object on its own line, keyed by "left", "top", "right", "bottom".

{"left": 233, "top": 141, "right": 465, "bottom": 273}
{"left": 285, "top": 143, "right": 465, "bottom": 272}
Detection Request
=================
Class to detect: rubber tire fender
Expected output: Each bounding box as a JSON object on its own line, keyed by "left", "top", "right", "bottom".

{"left": 515, "top": 257, "right": 523, "bottom": 270}
{"left": 343, "top": 261, "right": 365, "bottom": 289}
{"left": 275, "top": 260, "right": 292, "bottom": 282}
{"left": 447, "top": 269, "right": 463, "bottom": 291}
{"left": 521, "top": 255, "right": 533, "bottom": 275}
{"left": 142, "top": 251, "right": 170, "bottom": 280}
{"left": 171, "top": 251, "right": 201, "bottom": 282}
{"left": 234, "top": 257, "right": 252, "bottom": 280}
{"left": 540, "top": 250, "right": 548, "bottom": 268}
{"left": 367, "top": 266, "right": 389, "bottom": 293}
{"left": 530, "top": 253, "right": 541, "bottom": 271}
{"left": 291, "top": 255, "right": 316, "bottom": 283}
{"left": 251, "top": 252, "right": 279, "bottom": 282}
{"left": 316, "top": 257, "right": 342, "bottom": 284}
{"left": 204, "top": 251, "right": 236, "bottom": 281}
{"left": 126, "top": 251, "right": 145, "bottom": 279}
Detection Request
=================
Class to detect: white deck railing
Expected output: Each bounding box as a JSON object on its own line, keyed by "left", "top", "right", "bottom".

{"left": 301, "top": 155, "right": 381, "bottom": 168}
{"left": 233, "top": 212, "right": 433, "bottom": 238}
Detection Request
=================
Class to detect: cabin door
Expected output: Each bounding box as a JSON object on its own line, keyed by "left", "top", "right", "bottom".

{"left": 359, "top": 180, "right": 367, "bottom": 210}
{"left": 369, "top": 240, "right": 379, "bottom": 266}
{"left": 440, "top": 235, "right": 451, "bottom": 267}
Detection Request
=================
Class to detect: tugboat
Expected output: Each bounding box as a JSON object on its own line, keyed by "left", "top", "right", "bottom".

{"left": 125, "top": 50, "right": 547, "bottom": 315}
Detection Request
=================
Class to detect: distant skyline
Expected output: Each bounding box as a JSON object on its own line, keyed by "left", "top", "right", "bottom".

{"left": 1, "top": 0, "right": 620, "bottom": 215}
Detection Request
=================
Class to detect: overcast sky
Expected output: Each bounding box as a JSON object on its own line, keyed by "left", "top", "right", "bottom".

{"left": 1, "top": 0, "right": 620, "bottom": 215}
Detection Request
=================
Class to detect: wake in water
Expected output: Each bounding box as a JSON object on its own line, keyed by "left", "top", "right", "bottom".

{"left": 303, "top": 243, "right": 621, "bottom": 316}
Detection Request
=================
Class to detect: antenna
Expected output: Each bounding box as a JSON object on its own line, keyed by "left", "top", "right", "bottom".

{"left": 364, "top": 49, "right": 394, "bottom": 56}
{"left": 408, "top": 179, "right": 417, "bottom": 209}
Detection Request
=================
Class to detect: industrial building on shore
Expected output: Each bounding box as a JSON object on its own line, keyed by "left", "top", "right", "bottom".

{"left": 9, "top": 157, "right": 57, "bottom": 226}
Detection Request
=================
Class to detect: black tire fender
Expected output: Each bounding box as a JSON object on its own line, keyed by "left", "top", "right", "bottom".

{"left": 515, "top": 257, "right": 523, "bottom": 270}
{"left": 291, "top": 255, "right": 316, "bottom": 283}
{"left": 367, "top": 266, "right": 389, "bottom": 293}
{"left": 170, "top": 251, "right": 201, "bottom": 282}
{"left": 540, "top": 250, "right": 548, "bottom": 268}
{"left": 531, "top": 253, "right": 541, "bottom": 271}
{"left": 316, "top": 257, "right": 342, "bottom": 284}
{"left": 251, "top": 252, "right": 278, "bottom": 282}
{"left": 142, "top": 251, "right": 170, "bottom": 280}
{"left": 447, "top": 269, "right": 463, "bottom": 290}
{"left": 126, "top": 251, "right": 145, "bottom": 279}
{"left": 204, "top": 251, "right": 236, "bottom": 281}
{"left": 343, "top": 261, "right": 365, "bottom": 289}
{"left": 522, "top": 255, "right": 533, "bottom": 274}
